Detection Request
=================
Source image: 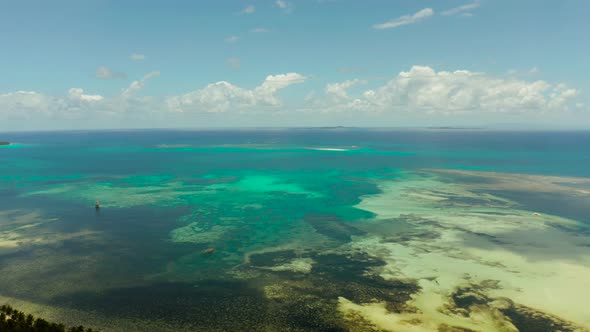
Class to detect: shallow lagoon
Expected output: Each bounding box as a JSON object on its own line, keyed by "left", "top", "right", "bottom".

{"left": 1, "top": 129, "right": 589, "bottom": 331}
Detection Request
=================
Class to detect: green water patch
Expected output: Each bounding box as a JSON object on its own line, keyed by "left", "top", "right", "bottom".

{"left": 147, "top": 144, "right": 311, "bottom": 154}
{"left": 21, "top": 170, "right": 339, "bottom": 209}
{"left": 351, "top": 147, "right": 415, "bottom": 157}
{"left": 117, "top": 174, "right": 176, "bottom": 186}
{"left": 166, "top": 202, "right": 324, "bottom": 275}
{"left": 89, "top": 145, "right": 150, "bottom": 153}
{"left": 19, "top": 172, "right": 239, "bottom": 209}
{"left": 9, "top": 163, "right": 413, "bottom": 328}
{"left": 438, "top": 164, "right": 496, "bottom": 172}
{"left": 146, "top": 143, "right": 415, "bottom": 164}
{"left": 0, "top": 157, "right": 54, "bottom": 184}
{"left": 22, "top": 179, "right": 210, "bottom": 208}
{"left": 0, "top": 173, "right": 86, "bottom": 192}
{"left": 170, "top": 222, "right": 231, "bottom": 245}
{"left": 184, "top": 174, "right": 240, "bottom": 186}
{"left": 163, "top": 168, "right": 384, "bottom": 280}
{"left": 0, "top": 142, "right": 39, "bottom": 149}
{"left": 166, "top": 171, "right": 377, "bottom": 263}
{"left": 0, "top": 174, "right": 86, "bottom": 185}
{"left": 209, "top": 174, "right": 323, "bottom": 198}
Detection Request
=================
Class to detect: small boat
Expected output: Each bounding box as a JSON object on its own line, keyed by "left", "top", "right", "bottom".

{"left": 95, "top": 200, "right": 100, "bottom": 209}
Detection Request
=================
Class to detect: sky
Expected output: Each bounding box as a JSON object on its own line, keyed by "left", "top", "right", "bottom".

{"left": 1, "top": 0, "right": 589, "bottom": 130}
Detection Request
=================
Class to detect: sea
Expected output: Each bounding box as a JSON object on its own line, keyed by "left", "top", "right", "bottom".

{"left": 1, "top": 128, "right": 589, "bottom": 331}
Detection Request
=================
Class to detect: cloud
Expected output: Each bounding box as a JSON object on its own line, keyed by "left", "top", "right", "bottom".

{"left": 322, "top": 66, "right": 580, "bottom": 114}
{"left": 166, "top": 73, "right": 306, "bottom": 113}
{"left": 250, "top": 27, "right": 270, "bottom": 33}
{"left": 0, "top": 71, "right": 164, "bottom": 129}
{"left": 441, "top": 2, "right": 481, "bottom": 16}
{"left": 1, "top": 67, "right": 584, "bottom": 130}
{"left": 225, "top": 35, "right": 239, "bottom": 43}
{"left": 303, "top": 79, "right": 369, "bottom": 112}
{"left": 325, "top": 79, "right": 366, "bottom": 100}
{"left": 241, "top": 5, "right": 255, "bottom": 14}
{"left": 96, "top": 66, "right": 126, "bottom": 80}
{"left": 121, "top": 71, "right": 160, "bottom": 99}
{"left": 0, "top": 88, "right": 104, "bottom": 121}
{"left": 275, "top": 0, "right": 294, "bottom": 13}
{"left": 129, "top": 53, "right": 146, "bottom": 61}
{"left": 68, "top": 88, "right": 104, "bottom": 102}
{"left": 547, "top": 84, "right": 578, "bottom": 110}
{"left": 2, "top": 71, "right": 306, "bottom": 122}
{"left": 257, "top": 73, "right": 306, "bottom": 92}
{"left": 0, "top": 72, "right": 158, "bottom": 119}
{"left": 0, "top": 91, "right": 55, "bottom": 119}
{"left": 226, "top": 57, "right": 241, "bottom": 70}
{"left": 373, "top": 8, "right": 434, "bottom": 30}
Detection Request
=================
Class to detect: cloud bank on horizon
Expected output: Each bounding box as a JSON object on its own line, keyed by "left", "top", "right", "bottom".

{"left": 1, "top": 65, "right": 582, "bottom": 129}
{"left": 0, "top": 0, "right": 588, "bottom": 130}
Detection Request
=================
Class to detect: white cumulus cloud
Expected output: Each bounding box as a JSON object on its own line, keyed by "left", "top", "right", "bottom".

{"left": 373, "top": 8, "right": 434, "bottom": 30}
{"left": 68, "top": 88, "right": 104, "bottom": 102}
{"left": 166, "top": 73, "right": 306, "bottom": 113}
{"left": 1, "top": 67, "right": 585, "bottom": 129}
{"left": 0, "top": 71, "right": 164, "bottom": 129}
{"left": 325, "top": 79, "right": 366, "bottom": 100}
{"left": 0, "top": 91, "right": 54, "bottom": 119}
{"left": 0, "top": 88, "right": 104, "bottom": 121}
{"left": 324, "top": 66, "right": 580, "bottom": 114}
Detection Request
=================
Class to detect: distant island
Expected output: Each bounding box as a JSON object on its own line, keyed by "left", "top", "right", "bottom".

{"left": 298, "top": 126, "right": 358, "bottom": 130}
{"left": 0, "top": 142, "right": 10, "bottom": 146}
{"left": 426, "top": 126, "right": 484, "bottom": 130}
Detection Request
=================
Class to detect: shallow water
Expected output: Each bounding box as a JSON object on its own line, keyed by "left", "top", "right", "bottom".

{"left": 1, "top": 129, "right": 589, "bottom": 331}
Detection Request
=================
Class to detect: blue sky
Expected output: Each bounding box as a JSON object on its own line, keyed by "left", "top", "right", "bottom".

{"left": 1, "top": 0, "right": 589, "bottom": 130}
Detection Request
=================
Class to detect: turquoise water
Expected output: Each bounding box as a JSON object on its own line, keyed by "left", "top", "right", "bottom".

{"left": 1, "top": 129, "right": 590, "bottom": 331}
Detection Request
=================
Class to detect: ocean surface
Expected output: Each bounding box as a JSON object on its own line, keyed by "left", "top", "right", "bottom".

{"left": 1, "top": 129, "right": 589, "bottom": 331}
